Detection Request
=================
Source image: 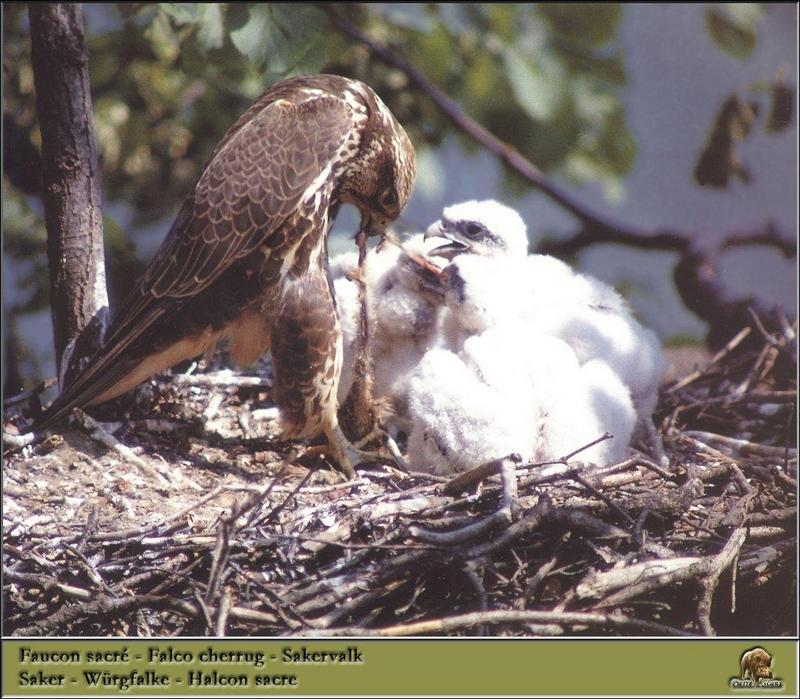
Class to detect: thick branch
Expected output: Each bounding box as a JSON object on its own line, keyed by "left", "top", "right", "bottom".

{"left": 29, "top": 2, "right": 108, "bottom": 386}
{"left": 537, "top": 221, "right": 794, "bottom": 261}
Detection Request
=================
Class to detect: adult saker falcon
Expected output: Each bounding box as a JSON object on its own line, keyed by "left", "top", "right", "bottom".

{"left": 34, "top": 74, "right": 416, "bottom": 476}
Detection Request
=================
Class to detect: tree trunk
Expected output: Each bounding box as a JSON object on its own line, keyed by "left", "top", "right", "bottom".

{"left": 29, "top": 2, "right": 108, "bottom": 389}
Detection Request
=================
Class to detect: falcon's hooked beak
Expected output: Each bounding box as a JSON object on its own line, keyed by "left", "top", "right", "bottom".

{"left": 354, "top": 210, "right": 393, "bottom": 265}
{"left": 359, "top": 209, "right": 391, "bottom": 239}
{"left": 424, "top": 218, "right": 471, "bottom": 260}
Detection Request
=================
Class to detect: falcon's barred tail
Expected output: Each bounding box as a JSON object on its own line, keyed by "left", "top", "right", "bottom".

{"left": 29, "top": 73, "right": 417, "bottom": 477}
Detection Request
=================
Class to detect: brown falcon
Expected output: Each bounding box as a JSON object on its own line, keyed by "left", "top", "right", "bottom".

{"left": 35, "top": 74, "right": 416, "bottom": 476}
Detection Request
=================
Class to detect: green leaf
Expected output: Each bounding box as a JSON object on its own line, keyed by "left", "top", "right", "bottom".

{"left": 596, "top": 109, "right": 637, "bottom": 175}
{"left": 229, "top": 4, "right": 273, "bottom": 67}
{"left": 561, "top": 106, "right": 635, "bottom": 200}
{"left": 146, "top": 10, "right": 181, "bottom": 63}
{"left": 560, "top": 45, "right": 627, "bottom": 86}
{"left": 705, "top": 4, "right": 762, "bottom": 59}
{"left": 368, "top": 3, "right": 434, "bottom": 33}
{"left": 487, "top": 3, "right": 518, "bottom": 43}
{"left": 158, "top": 3, "right": 198, "bottom": 25}
{"left": 431, "top": 4, "right": 473, "bottom": 35}
{"left": 463, "top": 49, "right": 500, "bottom": 105}
{"left": 102, "top": 214, "right": 127, "bottom": 251}
{"left": 572, "top": 77, "right": 617, "bottom": 123}
{"left": 197, "top": 3, "right": 224, "bottom": 51}
{"left": 416, "top": 23, "right": 456, "bottom": 84}
{"left": 563, "top": 151, "right": 625, "bottom": 202}
{"left": 229, "top": 4, "right": 325, "bottom": 73}
{"left": 693, "top": 95, "right": 758, "bottom": 187}
{"left": 539, "top": 3, "right": 622, "bottom": 46}
{"left": 766, "top": 81, "right": 794, "bottom": 132}
{"left": 503, "top": 45, "right": 566, "bottom": 122}
{"left": 268, "top": 4, "right": 327, "bottom": 73}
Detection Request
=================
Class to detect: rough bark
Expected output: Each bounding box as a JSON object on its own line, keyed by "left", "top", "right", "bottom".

{"left": 29, "top": 2, "right": 108, "bottom": 388}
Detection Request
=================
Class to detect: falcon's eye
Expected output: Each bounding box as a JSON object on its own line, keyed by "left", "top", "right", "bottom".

{"left": 380, "top": 189, "right": 398, "bottom": 209}
{"left": 463, "top": 222, "right": 485, "bottom": 239}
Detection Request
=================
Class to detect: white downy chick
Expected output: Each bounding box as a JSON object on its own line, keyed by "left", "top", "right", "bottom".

{"left": 557, "top": 301, "right": 666, "bottom": 420}
{"left": 425, "top": 200, "right": 572, "bottom": 348}
{"left": 406, "top": 321, "right": 636, "bottom": 475}
{"left": 461, "top": 323, "right": 634, "bottom": 468}
{"left": 425, "top": 199, "right": 665, "bottom": 425}
{"left": 405, "top": 347, "right": 536, "bottom": 474}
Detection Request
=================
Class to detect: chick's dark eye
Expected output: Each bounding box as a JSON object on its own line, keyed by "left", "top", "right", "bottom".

{"left": 465, "top": 222, "right": 484, "bottom": 238}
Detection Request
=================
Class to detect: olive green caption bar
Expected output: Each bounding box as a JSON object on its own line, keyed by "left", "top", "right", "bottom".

{"left": 2, "top": 639, "right": 796, "bottom": 696}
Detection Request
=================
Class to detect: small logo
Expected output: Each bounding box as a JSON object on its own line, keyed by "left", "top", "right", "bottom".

{"left": 729, "top": 647, "right": 783, "bottom": 689}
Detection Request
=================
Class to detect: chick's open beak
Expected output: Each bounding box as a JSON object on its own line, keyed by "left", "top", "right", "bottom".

{"left": 425, "top": 219, "right": 470, "bottom": 260}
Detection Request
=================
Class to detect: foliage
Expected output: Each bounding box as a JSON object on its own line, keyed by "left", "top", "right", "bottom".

{"left": 692, "top": 4, "right": 793, "bottom": 188}
{"left": 704, "top": 3, "right": 763, "bottom": 59}
{"left": 693, "top": 75, "right": 794, "bottom": 188}
{"left": 4, "top": 2, "right": 637, "bottom": 225}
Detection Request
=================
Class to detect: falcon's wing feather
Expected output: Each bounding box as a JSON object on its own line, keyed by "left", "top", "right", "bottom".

{"left": 105, "top": 92, "right": 354, "bottom": 348}
{"left": 36, "top": 92, "right": 355, "bottom": 428}
{"left": 146, "top": 94, "right": 352, "bottom": 299}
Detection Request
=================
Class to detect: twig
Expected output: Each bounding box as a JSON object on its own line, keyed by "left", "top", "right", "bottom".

{"left": 748, "top": 307, "right": 782, "bottom": 347}
{"left": 2, "top": 431, "right": 38, "bottom": 451}
{"left": 249, "top": 468, "right": 314, "bottom": 528}
{"left": 267, "top": 533, "right": 438, "bottom": 551}
{"left": 576, "top": 557, "right": 705, "bottom": 601}
{"left": 215, "top": 589, "right": 233, "bottom": 636}
{"left": 519, "top": 555, "right": 559, "bottom": 609}
{"left": 561, "top": 433, "right": 614, "bottom": 462}
{"left": 205, "top": 520, "right": 230, "bottom": 606}
{"left": 571, "top": 473, "right": 636, "bottom": 527}
{"left": 684, "top": 430, "right": 796, "bottom": 459}
{"left": 546, "top": 509, "right": 631, "bottom": 541}
{"left": 4, "top": 570, "right": 93, "bottom": 601}
{"left": 62, "top": 543, "right": 115, "bottom": 596}
{"left": 746, "top": 526, "right": 788, "bottom": 541}
{"left": 442, "top": 453, "right": 520, "bottom": 496}
{"left": 747, "top": 507, "right": 796, "bottom": 525}
{"left": 72, "top": 408, "right": 171, "bottom": 487}
{"left": 3, "top": 378, "right": 57, "bottom": 408}
{"left": 697, "top": 528, "right": 746, "bottom": 635}
{"left": 290, "top": 609, "right": 690, "bottom": 637}
{"left": 668, "top": 327, "right": 751, "bottom": 392}
{"left": 167, "top": 372, "right": 269, "bottom": 389}
{"left": 410, "top": 509, "right": 503, "bottom": 546}
{"left": 12, "top": 593, "right": 159, "bottom": 636}
{"left": 75, "top": 504, "right": 98, "bottom": 554}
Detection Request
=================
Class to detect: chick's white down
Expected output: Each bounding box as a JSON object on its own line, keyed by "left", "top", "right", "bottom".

{"left": 433, "top": 200, "right": 665, "bottom": 424}
{"left": 405, "top": 346, "right": 532, "bottom": 475}
{"left": 331, "top": 199, "right": 665, "bottom": 474}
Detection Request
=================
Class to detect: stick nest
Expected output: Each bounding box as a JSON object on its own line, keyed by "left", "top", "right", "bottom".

{"left": 3, "top": 323, "right": 796, "bottom": 637}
